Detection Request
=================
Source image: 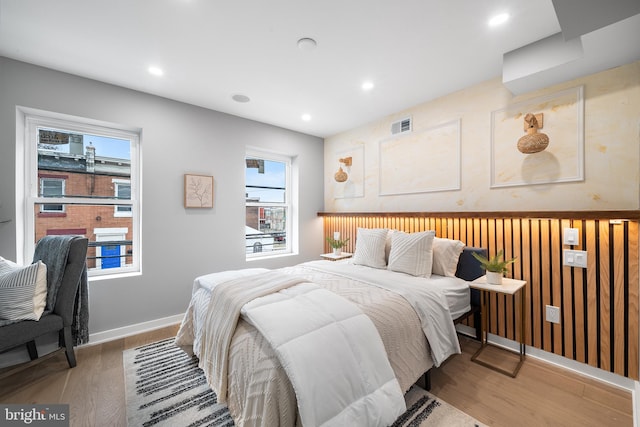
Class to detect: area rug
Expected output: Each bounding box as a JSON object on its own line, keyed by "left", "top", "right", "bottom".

{"left": 124, "top": 339, "right": 485, "bottom": 427}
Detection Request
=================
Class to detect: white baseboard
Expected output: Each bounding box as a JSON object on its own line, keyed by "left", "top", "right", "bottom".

{"left": 635, "top": 381, "right": 640, "bottom": 427}
{"left": 456, "top": 323, "right": 634, "bottom": 391}
{"left": 83, "top": 313, "right": 184, "bottom": 347}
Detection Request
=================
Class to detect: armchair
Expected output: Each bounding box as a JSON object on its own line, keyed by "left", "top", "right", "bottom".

{"left": 0, "top": 235, "right": 88, "bottom": 373}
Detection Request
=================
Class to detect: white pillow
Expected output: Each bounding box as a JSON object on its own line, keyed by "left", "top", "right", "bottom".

{"left": 0, "top": 257, "right": 48, "bottom": 321}
{"left": 352, "top": 228, "right": 389, "bottom": 269}
{"left": 432, "top": 237, "right": 465, "bottom": 277}
{"left": 387, "top": 230, "right": 435, "bottom": 277}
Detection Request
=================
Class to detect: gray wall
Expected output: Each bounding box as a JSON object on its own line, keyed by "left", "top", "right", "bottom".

{"left": 0, "top": 57, "right": 324, "bottom": 336}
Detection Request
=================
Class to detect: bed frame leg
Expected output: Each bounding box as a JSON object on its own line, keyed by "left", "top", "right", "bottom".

{"left": 416, "top": 370, "right": 432, "bottom": 391}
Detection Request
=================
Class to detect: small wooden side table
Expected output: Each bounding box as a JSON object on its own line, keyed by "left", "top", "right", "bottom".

{"left": 470, "top": 275, "right": 527, "bottom": 378}
{"left": 320, "top": 252, "right": 352, "bottom": 261}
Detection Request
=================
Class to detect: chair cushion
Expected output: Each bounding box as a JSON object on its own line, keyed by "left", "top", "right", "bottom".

{"left": 0, "top": 257, "right": 48, "bottom": 322}
{"left": 0, "top": 314, "right": 63, "bottom": 352}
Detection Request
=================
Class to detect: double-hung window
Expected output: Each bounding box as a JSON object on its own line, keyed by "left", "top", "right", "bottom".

{"left": 39, "top": 177, "right": 65, "bottom": 213}
{"left": 19, "top": 107, "right": 141, "bottom": 277}
{"left": 245, "top": 150, "right": 293, "bottom": 258}
{"left": 113, "top": 179, "right": 132, "bottom": 217}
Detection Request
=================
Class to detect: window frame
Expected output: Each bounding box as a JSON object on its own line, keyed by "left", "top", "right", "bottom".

{"left": 17, "top": 107, "right": 142, "bottom": 277}
{"left": 39, "top": 177, "right": 66, "bottom": 213}
{"left": 245, "top": 149, "right": 294, "bottom": 260}
{"left": 113, "top": 179, "right": 132, "bottom": 218}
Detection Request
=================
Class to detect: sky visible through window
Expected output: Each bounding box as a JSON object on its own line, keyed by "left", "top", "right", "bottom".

{"left": 38, "top": 131, "right": 130, "bottom": 160}
{"left": 84, "top": 135, "right": 130, "bottom": 159}
{"left": 245, "top": 158, "right": 285, "bottom": 203}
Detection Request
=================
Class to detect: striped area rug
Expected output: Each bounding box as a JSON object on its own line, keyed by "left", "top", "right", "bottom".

{"left": 124, "top": 339, "right": 485, "bottom": 427}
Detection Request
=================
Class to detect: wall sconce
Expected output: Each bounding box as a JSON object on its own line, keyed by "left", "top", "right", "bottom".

{"left": 334, "top": 157, "right": 352, "bottom": 182}
{"left": 517, "top": 113, "right": 549, "bottom": 154}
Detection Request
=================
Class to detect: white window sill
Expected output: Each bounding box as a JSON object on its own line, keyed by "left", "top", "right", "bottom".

{"left": 246, "top": 251, "right": 298, "bottom": 262}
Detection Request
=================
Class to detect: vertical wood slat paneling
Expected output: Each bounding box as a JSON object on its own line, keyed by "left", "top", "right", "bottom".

{"left": 585, "top": 220, "right": 599, "bottom": 368}
{"left": 322, "top": 213, "right": 639, "bottom": 380}
{"left": 613, "top": 222, "right": 625, "bottom": 375}
{"left": 540, "top": 220, "right": 552, "bottom": 352}
{"left": 629, "top": 221, "right": 639, "bottom": 379}
{"left": 551, "top": 220, "right": 563, "bottom": 355}
{"left": 531, "top": 220, "right": 542, "bottom": 349}
{"left": 599, "top": 220, "right": 611, "bottom": 372}
{"left": 573, "top": 219, "right": 586, "bottom": 364}
{"left": 561, "top": 219, "right": 574, "bottom": 360}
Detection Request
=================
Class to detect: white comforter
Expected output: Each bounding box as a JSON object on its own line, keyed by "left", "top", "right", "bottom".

{"left": 295, "top": 261, "right": 465, "bottom": 366}
{"left": 177, "top": 269, "right": 405, "bottom": 427}
{"left": 176, "top": 262, "right": 466, "bottom": 426}
{"left": 242, "top": 282, "right": 405, "bottom": 426}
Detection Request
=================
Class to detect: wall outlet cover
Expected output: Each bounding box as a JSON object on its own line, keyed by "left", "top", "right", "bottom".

{"left": 546, "top": 305, "right": 560, "bottom": 324}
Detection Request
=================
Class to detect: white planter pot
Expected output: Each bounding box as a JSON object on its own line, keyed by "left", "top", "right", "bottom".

{"left": 486, "top": 271, "right": 503, "bottom": 285}
{"left": 332, "top": 248, "right": 341, "bottom": 256}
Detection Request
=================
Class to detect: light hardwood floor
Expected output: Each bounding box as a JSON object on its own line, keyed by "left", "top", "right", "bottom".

{"left": 0, "top": 326, "right": 633, "bottom": 426}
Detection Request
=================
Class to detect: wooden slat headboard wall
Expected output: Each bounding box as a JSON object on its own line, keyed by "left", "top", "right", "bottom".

{"left": 319, "top": 211, "right": 640, "bottom": 380}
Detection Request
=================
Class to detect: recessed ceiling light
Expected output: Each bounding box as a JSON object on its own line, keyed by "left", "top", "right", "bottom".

{"left": 362, "top": 81, "right": 374, "bottom": 91}
{"left": 301, "top": 113, "right": 311, "bottom": 122}
{"left": 232, "top": 94, "right": 251, "bottom": 103}
{"left": 297, "top": 37, "right": 317, "bottom": 51}
{"left": 148, "top": 66, "right": 164, "bottom": 76}
{"left": 488, "top": 13, "right": 509, "bottom": 27}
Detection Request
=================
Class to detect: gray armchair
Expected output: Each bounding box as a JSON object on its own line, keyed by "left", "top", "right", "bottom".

{"left": 0, "top": 236, "right": 88, "bottom": 370}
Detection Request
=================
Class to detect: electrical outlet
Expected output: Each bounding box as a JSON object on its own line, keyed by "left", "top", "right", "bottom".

{"left": 546, "top": 305, "right": 560, "bottom": 324}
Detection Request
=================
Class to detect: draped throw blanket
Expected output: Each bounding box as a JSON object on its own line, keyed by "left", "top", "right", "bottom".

{"left": 33, "top": 235, "right": 89, "bottom": 345}
{"left": 198, "top": 270, "right": 307, "bottom": 404}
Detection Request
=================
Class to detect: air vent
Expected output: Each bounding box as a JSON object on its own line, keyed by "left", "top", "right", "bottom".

{"left": 391, "top": 117, "right": 412, "bottom": 135}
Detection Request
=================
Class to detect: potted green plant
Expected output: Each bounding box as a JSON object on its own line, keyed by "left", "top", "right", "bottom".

{"left": 472, "top": 249, "right": 517, "bottom": 285}
{"left": 326, "top": 236, "right": 350, "bottom": 256}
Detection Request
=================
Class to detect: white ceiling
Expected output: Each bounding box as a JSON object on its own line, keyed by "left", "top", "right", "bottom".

{"left": 0, "top": 0, "right": 638, "bottom": 138}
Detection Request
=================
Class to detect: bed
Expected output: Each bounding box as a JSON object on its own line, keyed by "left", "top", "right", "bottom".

{"left": 175, "top": 229, "right": 485, "bottom": 427}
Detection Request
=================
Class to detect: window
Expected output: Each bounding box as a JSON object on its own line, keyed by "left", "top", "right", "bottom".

{"left": 245, "top": 150, "right": 293, "bottom": 258}
{"left": 18, "top": 108, "right": 141, "bottom": 277}
{"left": 39, "top": 177, "right": 65, "bottom": 213}
{"left": 113, "top": 179, "right": 132, "bottom": 217}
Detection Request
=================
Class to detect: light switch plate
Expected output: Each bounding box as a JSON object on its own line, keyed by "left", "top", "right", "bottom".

{"left": 563, "top": 228, "right": 579, "bottom": 245}
{"left": 563, "top": 249, "right": 587, "bottom": 268}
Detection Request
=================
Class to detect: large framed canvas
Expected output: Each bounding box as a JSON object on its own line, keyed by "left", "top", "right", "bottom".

{"left": 379, "top": 118, "right": 461, "bottom": 196}
{"left": 490, "top": 86, "right": 584, "bottom": 188}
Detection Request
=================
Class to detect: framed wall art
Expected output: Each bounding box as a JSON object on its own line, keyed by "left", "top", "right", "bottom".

{"left": 379, "top": 118, "right": 461, "bottom": 196}
{"left": 184, "top": 174, "right": 214, "bottom": 208}
{"left": 333, "top": 145, "right": 364, "bottom": 199}
{"left": 490, "top": 86, "right": 584, "bottom": 188}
